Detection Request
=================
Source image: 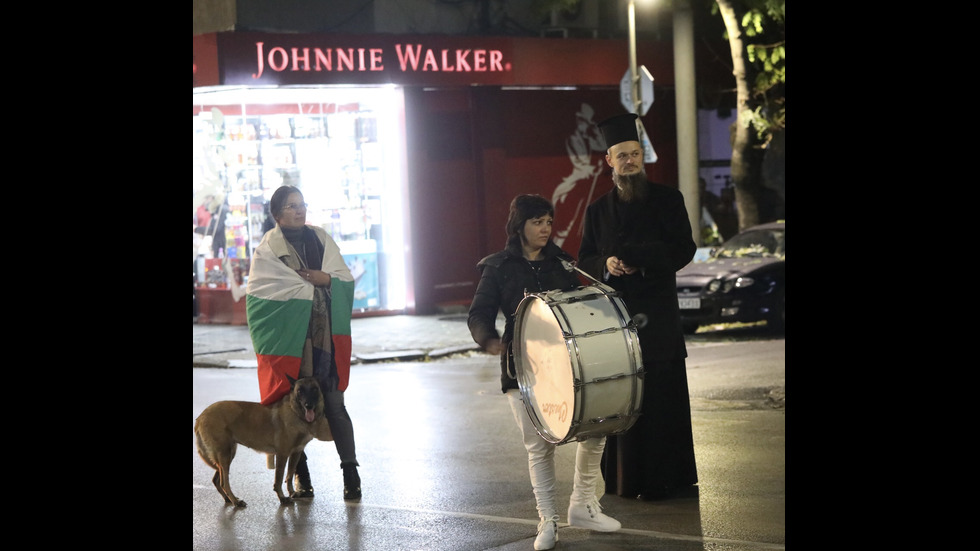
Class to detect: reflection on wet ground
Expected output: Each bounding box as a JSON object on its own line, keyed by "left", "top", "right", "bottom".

{"left": 687, "top": 321, "right": 783, "bottom": 343}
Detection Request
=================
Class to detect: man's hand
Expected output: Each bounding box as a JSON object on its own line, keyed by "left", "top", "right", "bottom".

{"left": 605, "top": 256, "right": 638, "bottom": 277}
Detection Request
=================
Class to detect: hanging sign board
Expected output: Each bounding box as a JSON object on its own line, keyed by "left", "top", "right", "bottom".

{"left": 619, "top": 65, "right": 655, "bottom": 115}
{"left": 636, "top": 117, "right": 658, "bottom": 164}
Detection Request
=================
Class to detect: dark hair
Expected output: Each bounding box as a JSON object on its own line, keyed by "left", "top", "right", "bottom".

{"left": 269, "top": 185, "right": 302, "bottom": 221}
{"left": 505, "top": 194, "right": 554, "bottom": 244}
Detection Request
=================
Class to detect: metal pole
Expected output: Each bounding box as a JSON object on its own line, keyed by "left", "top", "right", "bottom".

{"left": 628, "top": 0, "right": 639, "bottom": 114}
{"left": 673, "top": 0, "right": 701, "bottom": 244}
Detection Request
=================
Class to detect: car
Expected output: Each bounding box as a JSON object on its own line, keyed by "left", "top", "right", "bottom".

{"left": 676, "top": 220, "right": 784, "bottom": 334}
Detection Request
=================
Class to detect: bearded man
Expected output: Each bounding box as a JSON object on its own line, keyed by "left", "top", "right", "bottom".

{"left": 578, "top": 112, "right": 699, "bottom": 500}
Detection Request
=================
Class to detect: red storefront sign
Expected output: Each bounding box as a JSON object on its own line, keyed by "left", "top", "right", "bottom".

{"left": 194, "top": 31, "right": 675, "bottom": 89}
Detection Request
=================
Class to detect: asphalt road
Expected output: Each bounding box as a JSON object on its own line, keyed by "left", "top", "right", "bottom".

{"left": 193, "top": 329, "right": 785, "bottom": 551}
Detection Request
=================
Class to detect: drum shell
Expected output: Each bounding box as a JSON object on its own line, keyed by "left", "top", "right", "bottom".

{"left": 513, "top": 285, "right": 644, "bottom": 444}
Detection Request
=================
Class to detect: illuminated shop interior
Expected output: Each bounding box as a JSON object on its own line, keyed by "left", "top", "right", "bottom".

{"left": 193, "top": 85, "right": 410, "bottom": 313}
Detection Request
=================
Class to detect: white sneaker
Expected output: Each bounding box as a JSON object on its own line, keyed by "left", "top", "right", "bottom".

{"left": 534, "top": 515, "right": 559, "bottom": 550}
{"left": 567, "top": 498, "right": 621, "bottom": 532}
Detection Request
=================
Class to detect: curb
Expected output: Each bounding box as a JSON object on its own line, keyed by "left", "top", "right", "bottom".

{"left": 194, "top": 343, "right": 485, "bottom": 368}
{"left": 353, "top": 343, "right": 483, "bottom": 363}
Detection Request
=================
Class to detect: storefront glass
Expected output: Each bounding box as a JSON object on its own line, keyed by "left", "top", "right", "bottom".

{"left": 193, "top": 86, "right": 409, "bottom": 314}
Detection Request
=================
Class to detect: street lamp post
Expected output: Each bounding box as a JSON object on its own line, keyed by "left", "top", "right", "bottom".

{"left": 672, "top": 0, "right": 701, "bottom": 245}
{"left": 622, "top": 0, "right": 656, "bottom": 163}
{"left": 628, "top": 0, "right": 639, "bottom": 115}
{"left": 626, "top": 0, "right": 701, "bottom": 244}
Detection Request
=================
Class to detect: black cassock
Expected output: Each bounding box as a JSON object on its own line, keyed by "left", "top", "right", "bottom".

{"left": 578, "top": 181, "right": 699, "bottom": 498}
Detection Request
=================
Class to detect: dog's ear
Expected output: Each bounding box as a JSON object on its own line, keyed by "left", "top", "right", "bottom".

{"left": 285, "top": 373, "right": 298, "bottom": 388}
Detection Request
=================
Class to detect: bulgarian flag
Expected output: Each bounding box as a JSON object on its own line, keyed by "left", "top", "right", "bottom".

{"left": 246, "top": 227, "right": 355, "bottom": 405}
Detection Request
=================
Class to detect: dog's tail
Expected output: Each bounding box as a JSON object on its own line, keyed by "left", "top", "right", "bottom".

{"left": 194, "top": 426, "right": 217, "bottom": 470}
{"left": 266, "top": 453, "right": 275, "bottom": 470}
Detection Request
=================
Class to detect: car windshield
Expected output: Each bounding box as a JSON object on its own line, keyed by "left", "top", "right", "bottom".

{"left": 714, "top": 229, "right": 784, "bottom": 259}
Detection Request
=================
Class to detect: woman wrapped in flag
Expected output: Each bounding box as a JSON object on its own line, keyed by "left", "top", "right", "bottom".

{"left": 245, "top": 185, "right": 361, "bottom": 500}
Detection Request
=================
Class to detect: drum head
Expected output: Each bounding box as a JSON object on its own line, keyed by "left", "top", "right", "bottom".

{"left": 514, "top": 295, "right": 574, "bottom": 443}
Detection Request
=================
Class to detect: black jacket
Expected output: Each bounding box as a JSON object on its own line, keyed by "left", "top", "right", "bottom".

{"left": 468, "top": 240, "right": 581, "bottom": 393}
{"left": 578, "top": 181, "right": 696, "bottom": 362}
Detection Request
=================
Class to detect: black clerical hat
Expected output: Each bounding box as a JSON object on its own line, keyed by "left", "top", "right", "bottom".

{"left": 597, "top": 113, "right": 639, "bottom": 149}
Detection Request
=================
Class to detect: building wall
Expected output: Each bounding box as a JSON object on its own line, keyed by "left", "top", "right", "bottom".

{"left": 404, "top": 87, "right": 483, "bottom": 313}
{"left": 195, "top": 0, "right": 375, "bottom": 35}
{"left": 194, "top": 0, "right": 669, "bottom": 39}
{"left": 405, "top": 85, "right": 680, "bottom": 313}
{"left": 193, "top": 0, "right": 237, "bottom": 34}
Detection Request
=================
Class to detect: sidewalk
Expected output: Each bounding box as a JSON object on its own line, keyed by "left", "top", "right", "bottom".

{"left": 193, "top": 313, "right": 487, "bottom": 368}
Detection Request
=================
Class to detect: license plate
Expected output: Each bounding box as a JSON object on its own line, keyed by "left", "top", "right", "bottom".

{"left": 678, "top": 297, "right": 700, "bottom": 309}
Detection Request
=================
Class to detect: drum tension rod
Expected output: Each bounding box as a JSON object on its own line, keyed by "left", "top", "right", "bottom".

{"left": 579, "top": 413, "right": 637, "bottom": 425}
{"left": 562, "top": 327, "right": 625, "bottom": 339}
{"left": 572, "top": 373, "right": 631, "bottom": 387}
{"left": 553, "top": 290, "right": 623, "bottom": 306}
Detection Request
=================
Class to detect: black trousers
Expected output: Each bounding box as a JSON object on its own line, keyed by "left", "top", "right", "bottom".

{"left": 295, "top": 387, "right": 358, "bottom": 480}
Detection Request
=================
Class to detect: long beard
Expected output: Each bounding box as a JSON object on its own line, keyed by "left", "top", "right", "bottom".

{"left": 613, "top": 171, "right": 649, "bottom": 203}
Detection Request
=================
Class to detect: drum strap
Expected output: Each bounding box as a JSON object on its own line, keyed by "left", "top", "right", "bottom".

{"left": 505, "top": 342, "right": 516, "bottom": 380}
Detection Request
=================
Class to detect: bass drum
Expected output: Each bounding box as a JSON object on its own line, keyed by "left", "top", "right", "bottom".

{"left": 513, "top": 284, "right": 644, "bottom": 445}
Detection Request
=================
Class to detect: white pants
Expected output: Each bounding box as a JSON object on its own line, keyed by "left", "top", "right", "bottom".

{"left": 506, "top": 389, "right": 606, "bottom": 520}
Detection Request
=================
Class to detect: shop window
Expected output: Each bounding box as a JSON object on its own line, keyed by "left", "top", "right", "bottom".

{"left": 193, "top": 87, "right": 409, "bottom": 314}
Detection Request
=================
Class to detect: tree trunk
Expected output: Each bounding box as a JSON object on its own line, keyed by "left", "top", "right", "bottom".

{"left": 716, "top": 0, "right": 764, "bottom": 231}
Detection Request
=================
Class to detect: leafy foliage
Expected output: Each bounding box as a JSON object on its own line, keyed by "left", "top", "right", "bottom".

{"left": 713, "top": 0, "right": 785, "bottom": 146}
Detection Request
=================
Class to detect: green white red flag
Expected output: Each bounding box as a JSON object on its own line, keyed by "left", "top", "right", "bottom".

{"left": 246, "top": 229, "right": 354, "bottom": 405}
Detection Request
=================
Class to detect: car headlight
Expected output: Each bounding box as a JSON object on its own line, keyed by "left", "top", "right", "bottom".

{"left": 707, "top": 276, "right": 755, "bottom": 294}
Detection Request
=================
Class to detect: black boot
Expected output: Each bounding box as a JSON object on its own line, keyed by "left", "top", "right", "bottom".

{"left": 342, "top": 462, "right": 361, "bottom": 500}
{"left": 293, "top": 452, "right": 314, "bottom": 498}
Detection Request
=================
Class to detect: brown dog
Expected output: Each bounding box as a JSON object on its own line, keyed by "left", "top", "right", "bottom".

{"left": 195, "top": 375, "right": 333, "bottom": 507}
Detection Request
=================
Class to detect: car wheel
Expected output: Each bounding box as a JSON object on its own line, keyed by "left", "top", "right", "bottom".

{"left": 767, "top": 288, "right": 785, "bottom": 334}
{"left": 682, "top": 322, "right": 700, "bottom": 334}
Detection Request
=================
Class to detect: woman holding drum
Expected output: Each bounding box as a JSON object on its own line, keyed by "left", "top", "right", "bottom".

{"left": 468, "top": 194, "right": 621, "bottom": 551}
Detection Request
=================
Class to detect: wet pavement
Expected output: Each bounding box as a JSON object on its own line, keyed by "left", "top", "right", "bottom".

{"left": 193, "top": 314, "right": 785, "bottom": 550}
{"left": 193, "top": 312, "right": 485, "bottom": 368}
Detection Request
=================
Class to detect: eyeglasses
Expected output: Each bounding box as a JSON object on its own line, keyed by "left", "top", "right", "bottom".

{"left": 283, "top": 202, "right": 308, "bottom": 211}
